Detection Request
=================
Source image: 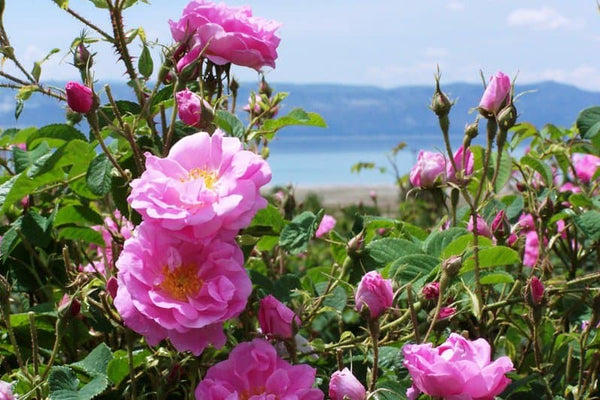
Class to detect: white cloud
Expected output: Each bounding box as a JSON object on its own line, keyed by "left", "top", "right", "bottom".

{"left": 520, "top": 64, "right": 600, "bottom": 91}
{"left": 506, "top": 7, "right": 573, "bottom": 30}
{"left": 446, "top": 1, "right": 465, "bottom": 11}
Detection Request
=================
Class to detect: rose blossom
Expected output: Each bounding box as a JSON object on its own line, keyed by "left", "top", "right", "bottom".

{"left": 65, "top": 81, "right": 93, "bottom": 113}
{"left": 355, "top": 271, "right": 394, "bottom": 319}
{"left": 517, "top": 214, "right": 539, "bottom": 267}
{"left": 447, "top": 145, "right": 474, "bottom": 184}
{"left": 170, "top": 0, "right": 282, "bottom": 72}
{"left": 258, "top": 295, "right": 301, "bottom": 339}
{"left": 114, "top": 222, "right": 251, "bottom": 355}
{"left": 329, "top": 368, "right": 366, "bottom": 400}
{"left": 479, "top": 71, "right": 511, "bottom": 116}
{"left": 0, "top": 381, "right": 16, "bottom": 400}
{"left": 572, "top": 153, "right": 600, "bottom": 184}
{"left": 128, "top": 130, "right": 271, "bottom": 239}
{"left": 316, "top": 214, "right": 336, "bottom": 238}
{"left": 409, "top": 150, "right": 447, "bottom": 188}
{"left": 175, "top": 89, "right": 212, "bottom": 126}
{"left": 195, "top": 338, "right": 324, "bottom": 399}
{"left": 403, "top": 333, "right": 513, "bottom": 399}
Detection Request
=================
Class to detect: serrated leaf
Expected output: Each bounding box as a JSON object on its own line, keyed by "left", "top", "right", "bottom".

{"left": 577, "top": 106, "right": 600, "bottom": 140}
{"left": 272, "top": 274, "right": 300, "bottom": 302}
{"left": 106, "top": 349, "right": 150, "bottom": 386}
{"left": 261, "top": 108, "right": 327, "bottom": 133}
{"left": 279, "top": 211, "right": 321, "bottom": 254}
{"left": 0, "top": 219, "right": 22, "bottom": 262}
{"left": 54, "top": 205, "right": 104, "bottom": 227}
{"left": 480, "top": 271, "right": 515, "bottom": 285}
{"left": 14, "top": 141, "right": 51, "bottom": 173}
{"left": 363, "top": 238, "right": 423, "bottom": 269}
{"left": 461, "top": 246, "right": 520, "bottom": 273}
{"left": 58, "top": 227, "right": 104, "bottom": 245}
{"left": 138, "top": 45, "right": 153, "bottom": 78}
{"left": 86, "top": 153, "right": 113, "bottom": 196}
{"left": 72, "top": 343, "right": 113, "bottom": 377}
{"left": 48, "top": 366, "right": 109, "bottom": 400}
{"left": 27, "top": 124, "right": 87, "bottom": 148}
{"left": 314, "top": 282, "right": 347, "bottom": 311}
{"left": 521, "top": 155, "right": 554, "bottom": 187}
{"left": 493, "top": 151, "right": 512, "bottom": 192}
{"left": 422, "top": 227, "right": 469, "bottom": 258}
{"left": 389, "top": 254, "right": 439, "bottom": 283}
{"left": 249, "top": 204, "right": 285, "bottom": 233}
{"left": 214, "top": 110, "right": 245, "bottom": 138}
{"left": 573, "top": 210, "right": 600, "bottom": 241}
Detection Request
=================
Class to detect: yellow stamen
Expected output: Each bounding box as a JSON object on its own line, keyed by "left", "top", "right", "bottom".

{"left": 160, "top": 263, "right": 203, "bottom": 301}
{"left": 180, "top": 167, "right": 218, "bottom": 189}
{"left": 240, "top": 387, "right": 267, "bottom": 400}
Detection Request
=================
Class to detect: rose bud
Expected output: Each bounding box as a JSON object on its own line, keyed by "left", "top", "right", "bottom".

{"left": 355, "top": 271, "right": 394, "bottom": 319}
{"left": 175, "top": 89, "right": 213, "bottom": 127}
{"left": 65, "top": 81, "right": 94, "bottom": 114}
{"left": 467, "top": 214, "right": 492, "bottom": 238}
{"left": 409, "top": 150, "right": 447, "bottom": 188}
{"left": 491, "top": 210, "right": 511, "bottom": 241}
{"left": 315, "top": 214, "right": 336, "bottom": 238}
{"left": 73, "top": 42, "right": 93, "bottom": 70}
{"left": 329, "top": 367, "right": 367, "bottom": 400}
{"left": 528, "top": 276, "right": 544, "bottom": 306}
{"left": 438, "top": 306, "right": 456, "bottom": 320}
{"left": 479, "top": 71, "right": 511, "bottom": 117}
{"left": 446, "top": 145, "right": 474, "bottom": 184}
{"left": 258, "top": 295, "right": 301, "bottom": 339}
{"left": 422, "top": 282, "right": 440, "bottom": 300}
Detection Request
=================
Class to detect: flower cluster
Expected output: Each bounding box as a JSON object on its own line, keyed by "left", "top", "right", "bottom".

{"left": 409, "top": 145, "right": 474, "bottom": 188}
{"left": 115, "top": 130, "right": 271, "bottom": 355}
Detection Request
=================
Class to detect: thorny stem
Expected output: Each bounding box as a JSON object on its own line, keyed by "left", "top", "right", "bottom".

{"left": 61, "top": 5, "right": 114, "bottom": 41}
{"left": 368, "top": 319, "right": 380, "bottom": 392}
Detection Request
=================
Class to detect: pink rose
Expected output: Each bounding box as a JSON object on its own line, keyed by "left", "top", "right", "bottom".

{"left": 195, "top": 338, "right": 324, "bottom": 399}
{"left": 409, "top": 150, "right": 447, "bottom": 188}
{"left": 438, "top": 306, "right": 456, "bottom": 320}
{"left": 258, "top": 295, "right": 301, "bottom": 339}
{"left": 114, "top": 222, "right": 251, "bottom": 355}
{"left": 529, "top": 276, "right": 544, "bottom": 305}
{"left": 128, "top": 130, "right": 271, "bottom": 239}
{"left": 175, "top": 89, "right": 212, "bottom": 126}
{"left": 65, "top": 81, "right": 93, "bottom": 113}
{"left": 517, "top": 214, "right": 539, "bottom": 267}
{"left": 467, "top": 214, "right": 492, "bottom": 238}
{"left": 329, "top": 368, "right": 366, "bottom": 400}
{"left": 0, "top": 381, "right": 16, "bottom": 400}
{"left": 572, "top": 153, "right": 600, "bottom": 184}
{"left": 491, "top": 210, "right": 510, "bottom": 241}
{"left": 170, "top": 0, "right": 282, "bottom": 71}
{"left": 355, "top": 271, "right": 394, "bottom": 319}
{"left": 316, "top": 214, "right": 336, "bottom": 238}
{"left": 479, "top": 71, "right": 511, "bottom": 115}
{"left": 422, "top": 282, "right": 440, "bottom": 300}
{"left": 403, "top": 333, "right": 514, "bottom": 399}
{"left": 446, "top": 145, "right": 474, "bottom": 184}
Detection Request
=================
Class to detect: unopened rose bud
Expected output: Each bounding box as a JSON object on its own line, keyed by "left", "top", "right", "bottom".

{"left": 73, "top": 42, "right": 93, "bottom": 70}
{"left": 422, "top": 282, "right": 440, "bottom": 300}
{"left": 527, "top": 276, "right": 544, "bottom": 306}
{"left": 497, "top": 103, "right": 517, "bottom": 131}
{"left": 258, "top": 295, "right": 301, "bottom": 339}
{"left": 106, "top": 276, "right": 118, "bottom": 299}
{"left": 58, "top": 293, "right": 81, "bottom": 318}
{"left": 329, "top": 368, "right": 367, "bottom": 400}
{"left": 315, "top": 214, "right": 336, "bottom": 238}
{"left": 259, "top": 77, "right": 273, "bottom": 98}
{"left": 431, "top": 84, "right": 452, "bottom": 118}
{"left": 175, "top": 89, "right": 213, "bottom": 127}
{"left": 465, "top": 120, "right": 479, "bottom": 140}
{"left": 479, "top": 71, "right": 511, "bottom": 117}
{"left": 355, "top": 271, "right": 394, "bottom": 319}
{"left": 438, "top": 306, "right": 456, "bottom": 320}
{"left": 65, "top": 81, "right": 94, "bottom": 114}
{"left": 442, "top": 255, "right": 462, "bottom": 277}
{"left": 491, "top": 210, "right": 511, "bottom": 241}
{"left": 347, "top": 231, "right": 365, "bottom": 255}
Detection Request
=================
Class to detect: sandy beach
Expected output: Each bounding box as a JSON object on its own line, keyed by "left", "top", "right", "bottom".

{"left": 265, "top": 183, "right": 400, "bottom": 213}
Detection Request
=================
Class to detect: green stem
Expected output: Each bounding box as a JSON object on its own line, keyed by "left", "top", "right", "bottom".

{"left": 368, "top": 319, "right": 380, "bottom": 392}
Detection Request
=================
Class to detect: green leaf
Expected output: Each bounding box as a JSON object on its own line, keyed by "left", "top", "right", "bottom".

{"left": 48, "top": 366, "right": 109, "bottom": 400}
{"left": 521, "top": 154, "right": 554, "bottom": 187}
{"left": 314, "top": 282, "right": 347, "bottom": 311}
{"left": 86, "top": 153, "right": 113, "bottom": 196}
{"left": 573, "top": 211, "right": 600, "bottom": 241}
{"left": 21, "top": 211, "right": 51, "bottom": 247}
{"left": 27, "top": 124, "right": 87, "bottom": 148}
{"left": 577, "top": 106, "right": 600, "bottom": 142}
{"left": 138, "top": 45, "right": 153, "bottom": 78}
{"left": 261, "top": 108, "right": 327, "bottom": 134}
{"left": 1, "top": 219, "right": 22, "bottom": 262}
{"left": 214, "top": 110, "right": 245, "bottom": 138}
{"left": 14, "top": 141, "right": 51, "bottom": 173}
{"left": 249, "top": 204, "right": 286, "bottom": 234}
{"left": 389, "top": 254, "right": 439, "bottom": 282}
{"left": 72, "top": 343, "right": 113, "bottom": 377}
{"left": 106, "top": 349, "right": 150, "bottom": 386}
{"left": 480, "top": 271, "right": 515, "bottom": 285}
{"left": 422, "top": 227, "right": 468, "bottom": 258}
{"left": 279, "top": 211, "right": 321, "bottom": 254}
{"left": 568, "top": 193, "right": 594, "bottom": 208}
{"left": 53, "top": 0, "right": 69, "bottom": 9}
{"left": 363, "top": 238, "right": 423, "bottom": 270}
{"left": 58, "top": 227, "right": 104, "bottom": 245}
{"left": 54, "top": 205, "right": 104, "bottom": 227}
{"left": 461, "top": 246, "right": 520, "bottom": 273}
{"left": 493, "top": 151, "right": 512, "bottom": 192}
{"left": 272, "top": 274, "right": 301, "bottom": 302}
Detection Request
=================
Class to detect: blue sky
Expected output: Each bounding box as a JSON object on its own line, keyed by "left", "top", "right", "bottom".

{"left": 3, "top": 1, "right": 600, "bottom": 90}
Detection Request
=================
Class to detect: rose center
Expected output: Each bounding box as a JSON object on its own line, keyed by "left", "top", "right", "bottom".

{"left": 160, "top": 263, "right": 203, "bottom": 301}
{"left": 240, "top": 386, "right": 272, "bottom": 400}
{"left": 180, "top": 167, "right": 218, "bottom": 189}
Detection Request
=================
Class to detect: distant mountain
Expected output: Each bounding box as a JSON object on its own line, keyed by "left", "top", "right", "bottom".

{"left": 1, "top": 81, "right": 597, "bottom": 153}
